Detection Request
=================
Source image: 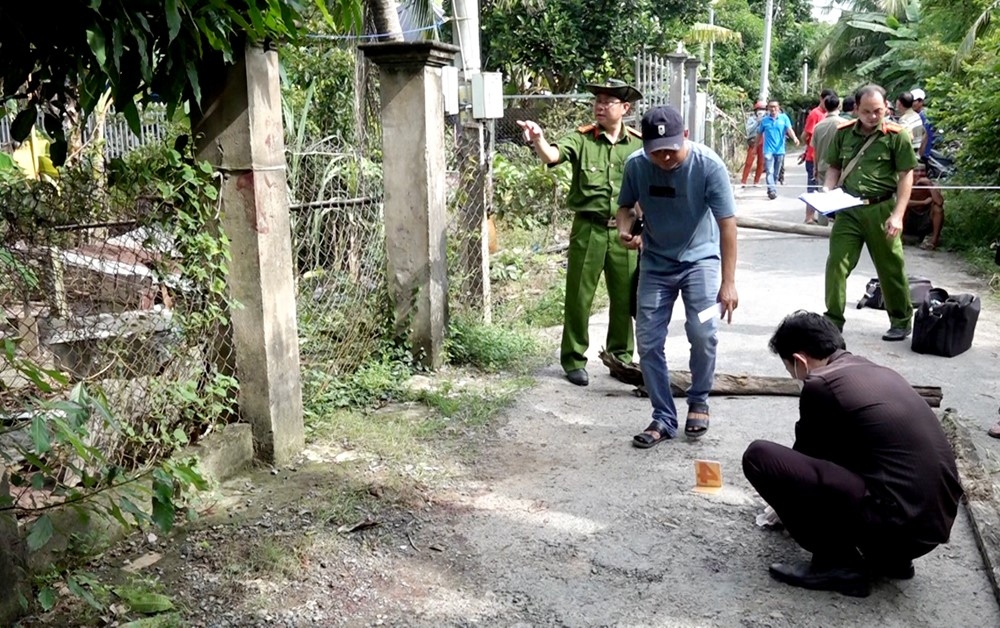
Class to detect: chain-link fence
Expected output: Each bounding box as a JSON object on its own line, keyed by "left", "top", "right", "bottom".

{"left": 1, "top": 116, "right": 236, "bottom": 504}
{"left": 285, "top": 43, "right": 390, "bottom": 381}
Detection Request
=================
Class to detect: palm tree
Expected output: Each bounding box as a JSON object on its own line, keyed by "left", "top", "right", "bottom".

{"left": 814, "top": 0, "right": 929, "bottom": 95}
{"left": 954, "top": 0, "right": 1000, "bottom": 69}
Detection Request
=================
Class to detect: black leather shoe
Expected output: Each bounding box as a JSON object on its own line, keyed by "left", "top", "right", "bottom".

{"left": 566, "top": 369, "right": 589, "bottom": 386}
{"left": 871, "top": 560, "right": 915, "bottom": 580}
{"left": 881, "top": 327, "right": 911, "bottom": 341}
{"left": 768, "top": 561, "right": 871, "bottom": 597}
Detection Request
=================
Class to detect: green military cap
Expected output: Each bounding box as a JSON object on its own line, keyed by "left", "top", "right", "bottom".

{"left": 583, "top": 78, "right": 643, "bottom": 103}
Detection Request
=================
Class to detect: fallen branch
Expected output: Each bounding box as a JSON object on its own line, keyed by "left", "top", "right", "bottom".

{"left": 737, "top": 215, "right": 831, "bottom": 238}
{"left": 599, "top": 350, "right": 942, "bottom": 408}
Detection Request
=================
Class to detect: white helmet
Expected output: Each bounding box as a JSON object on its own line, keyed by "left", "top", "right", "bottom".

{"left": 911, "top": 88, "right": 926, "bottom": 101}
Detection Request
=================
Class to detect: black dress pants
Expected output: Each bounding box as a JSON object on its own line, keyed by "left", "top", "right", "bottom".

{"left": 742, "top": 440, "right": 936, "bottom": 564}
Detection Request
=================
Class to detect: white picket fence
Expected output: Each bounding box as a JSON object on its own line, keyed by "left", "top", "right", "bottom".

{"left": 0, "top": 107, "right": 167, "bottom": 159}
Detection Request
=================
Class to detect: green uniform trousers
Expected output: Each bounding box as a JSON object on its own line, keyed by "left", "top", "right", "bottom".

{"left": 561, "top": 214, "right": 637, "bottom": 372}
{"left": 824, "top": 199, "right": 913, "bottom": 331}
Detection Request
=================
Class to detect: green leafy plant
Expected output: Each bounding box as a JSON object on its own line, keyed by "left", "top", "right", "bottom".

{"left": 492, "top": 151, "right": 571, "bottom": 228}
{"left": 1, "top": 339, "right": 209, "bottom": 541}
{"left": 445, "top": 315, "right": 543, "bottom": 373}
{"left": 0, "top": 1, "right": 330, "bottom": 164}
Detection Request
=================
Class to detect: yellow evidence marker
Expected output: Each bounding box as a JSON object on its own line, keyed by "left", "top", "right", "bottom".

{"left": 693, "top": 459, "right": 723, "bottom": 494}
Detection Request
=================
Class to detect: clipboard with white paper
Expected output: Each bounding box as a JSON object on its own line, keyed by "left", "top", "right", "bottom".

{"left": 798, "top": 188, "right": 864, "bottom": 216}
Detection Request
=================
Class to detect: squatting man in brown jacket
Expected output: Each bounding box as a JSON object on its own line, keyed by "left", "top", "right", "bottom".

{"left": 742, "top": 311, "right": 963, "bottom": 597}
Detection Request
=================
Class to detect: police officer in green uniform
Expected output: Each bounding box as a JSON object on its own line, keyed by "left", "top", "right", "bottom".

{"left": 821, "top": 84, "right": 918, "bottom": 341}
{"left": 517, "top": 79, "right": 642, "bottom": 386}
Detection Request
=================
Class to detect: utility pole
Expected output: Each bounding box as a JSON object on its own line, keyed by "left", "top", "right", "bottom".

{"left": 451, "top": 0, "right": 492, "bottom": 322}
{"left": 802, "top": 60, "right": 809, "bottom": 94}
{"left": 759, "top": 0, "right": 774, "bottom": 102}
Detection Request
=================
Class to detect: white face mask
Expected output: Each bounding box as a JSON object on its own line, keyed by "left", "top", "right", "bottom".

{"left": 792, "top": 360, "right": 806, "bottom": 391}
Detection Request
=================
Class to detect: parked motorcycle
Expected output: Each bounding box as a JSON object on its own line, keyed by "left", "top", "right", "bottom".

{"left": 922, "top": 148, "right": 955, "bottom": 180}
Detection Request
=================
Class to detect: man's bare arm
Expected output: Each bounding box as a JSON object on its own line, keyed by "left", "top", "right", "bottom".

{"left": 823, "top": 166, "right": 841, "bottom": 190}
{"left": 716, "top": 216, "right": 738, "bottom": 323}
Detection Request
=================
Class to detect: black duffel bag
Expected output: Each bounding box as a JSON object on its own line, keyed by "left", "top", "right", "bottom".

{"left": 911, "top": 288, "right": 980, "bottom": 357}
{"left": 857, "top": 276, "right": 933, "bottom": 310}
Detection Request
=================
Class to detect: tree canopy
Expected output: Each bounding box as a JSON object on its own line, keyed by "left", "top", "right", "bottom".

{"left": 0, "top": 1, "right": 326, "bottom": 164}
{"left": 480, "top": 0, "right": 710, "bottom": 92}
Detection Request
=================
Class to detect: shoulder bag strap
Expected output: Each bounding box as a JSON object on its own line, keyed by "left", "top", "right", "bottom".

{"left": 837, "top": 132, "right": 882, "bottom": 188}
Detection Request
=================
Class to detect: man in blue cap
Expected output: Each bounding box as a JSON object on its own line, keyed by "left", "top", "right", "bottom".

{"left": 616, "top": 105, "right": 739, "bottom": 447}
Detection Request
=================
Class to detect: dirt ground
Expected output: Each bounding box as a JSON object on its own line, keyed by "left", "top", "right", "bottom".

{"left": 20, "top": 164, "right": 1000, "bottom": 627}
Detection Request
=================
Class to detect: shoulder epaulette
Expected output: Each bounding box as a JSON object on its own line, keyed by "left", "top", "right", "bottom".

{"left": 836, "top": 119, "right": 858, "bottom": 130}
{"left": 577, "top": 123, "right": 596, "bottom": 134}
{"left": 625, "top": 126, "right": 642, "bottom": 138}
{"left": 883, "top": 121, "right": 904, "bottom": 133}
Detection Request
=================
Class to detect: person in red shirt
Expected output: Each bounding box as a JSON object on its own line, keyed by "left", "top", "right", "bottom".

{"left": 800, "top": 89, "right": 835, "bottom": 221}
{"left": 740, "top": 101, "right": 766, "bottom": 186}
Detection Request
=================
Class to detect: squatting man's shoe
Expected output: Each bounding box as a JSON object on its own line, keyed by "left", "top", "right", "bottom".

{"left": 565, "top": 369, "right": 589, "bottom": 386}
{"left": 768, "top": 558, "right": 871, "bottom": 598}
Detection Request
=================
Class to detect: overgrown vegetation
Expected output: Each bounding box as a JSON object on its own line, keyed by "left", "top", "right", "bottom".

{"left": 1, "top": 137, "right": 237, "bottom": 614}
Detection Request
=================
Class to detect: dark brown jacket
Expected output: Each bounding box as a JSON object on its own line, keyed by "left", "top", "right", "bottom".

{"left": 795, "top": 350, "right": 963, "bottom": 545}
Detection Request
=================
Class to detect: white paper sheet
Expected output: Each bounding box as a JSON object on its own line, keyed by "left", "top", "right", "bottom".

{"left": 698, "top": 302, "right": 723, "bottom": 324}
{"left": 798, "top": 188, "right": 865, "bottom": 216}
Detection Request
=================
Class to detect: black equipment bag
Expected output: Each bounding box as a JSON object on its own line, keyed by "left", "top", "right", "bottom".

{"left": 911, "top": 288, "right": 980, "bottom": 357}
{"left": 856, "top": 276, "right": 933, "bottom": 310}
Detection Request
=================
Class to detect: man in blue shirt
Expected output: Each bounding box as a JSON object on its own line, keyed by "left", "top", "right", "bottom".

{"left": 616, "top": 106, "right": 739, "bottom": 448}
{"left": 911, "top": 88, "right": 935, "bottom": 160}
{"left": 757, "top": 100, "right": 800, "bottom": 199}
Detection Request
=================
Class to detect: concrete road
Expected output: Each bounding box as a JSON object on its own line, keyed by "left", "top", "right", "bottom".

{"left": 397, "top": 159, "right": 1000, "bottom": 626}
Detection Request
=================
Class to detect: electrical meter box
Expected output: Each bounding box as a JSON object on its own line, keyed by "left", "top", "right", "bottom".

{"left": 442, "top": 66, "right": 459, "bottom": 115}
{"left": 471, "top": 72, "right": 503, "bottom": 119}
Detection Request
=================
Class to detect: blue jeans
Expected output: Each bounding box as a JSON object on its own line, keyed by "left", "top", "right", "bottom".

{"left": 635, "top": 259, "right": 721, "bottom": 437}
{"left": 805, "top": 160, "right": 818, "bottom": 192}
{"left": 764, "top": 153, "right": 785, "bottom": 196}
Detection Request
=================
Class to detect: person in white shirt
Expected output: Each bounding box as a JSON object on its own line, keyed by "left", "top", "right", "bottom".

{"left": 895, "top": 91, "right": 924, "bottom": 152}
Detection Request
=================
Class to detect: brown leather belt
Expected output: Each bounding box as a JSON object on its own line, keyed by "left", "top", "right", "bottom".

{"left": 579, "top": 212, "right": 617, "bottom": 228}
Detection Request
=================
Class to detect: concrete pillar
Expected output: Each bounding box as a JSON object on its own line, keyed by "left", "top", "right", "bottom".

{"left": 667, "top": 52, "right": 687, "bottom": 116}
{"left": 684, "top": 57, "right": 702, "bottom": 141}
{"left": 192, "top": 43, "right": 304, "bottom": 464}
{"left": 360, "top": 41, "right": 460, "bottom": 368}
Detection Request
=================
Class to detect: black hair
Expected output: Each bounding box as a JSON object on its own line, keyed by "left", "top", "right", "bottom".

{"left": 820, "top": 88, "right": 835, "bottom": 100}
{"left": 768, "top": 311, "right": 846, "bottom": 361}
{"left": 897, "top": 91, "right": 914, "bottom": 109}
{"left": 841, "top": 96, "right": 856, "bottom": 113}
{"left": 823, "top": 94, "right": 841, "bottom": 113}
{"left": 855, "top": 84, "right": 887, "bottom": 106}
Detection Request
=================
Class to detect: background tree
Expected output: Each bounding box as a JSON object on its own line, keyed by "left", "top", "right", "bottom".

{"left": 0, "top": 1, "right": 325, "bottom": 164}
{"left": 480, "top": 0, "right": 709, "bottom": 92}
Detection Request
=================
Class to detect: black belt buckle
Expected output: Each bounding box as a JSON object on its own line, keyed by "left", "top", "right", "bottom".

{"left": 861, "top": 192, "right": 893, "bottom": 205}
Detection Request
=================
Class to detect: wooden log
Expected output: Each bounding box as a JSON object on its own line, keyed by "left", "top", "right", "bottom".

{"left": 633, "top": 370, "right": 941, "bottom": 408}
{"left": 737, "top": 215, "right": 831, "bottom": 238}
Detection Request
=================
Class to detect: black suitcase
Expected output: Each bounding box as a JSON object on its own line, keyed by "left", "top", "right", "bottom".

{"left": 856, "top": 276, "right": 933, "bottom": 310}
{"left": 911, "top": 288, "right": 980, "bottom": 357}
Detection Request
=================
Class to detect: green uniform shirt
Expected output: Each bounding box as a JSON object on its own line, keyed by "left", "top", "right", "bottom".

{"left": 827, "top": 119, "right": 918, "bottom": 198}
{"left": 554, "top": 123, "right": 642, "bottom": 216}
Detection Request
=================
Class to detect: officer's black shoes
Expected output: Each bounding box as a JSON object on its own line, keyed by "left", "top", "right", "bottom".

{"left": 881, "top": 327, "right": 912, "bottom": 341}
{"left": 565, "top": 369, "right": 589, "bottom": 387}
{"left": 769, "top": 559, "right": 872, "bottom": 598}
